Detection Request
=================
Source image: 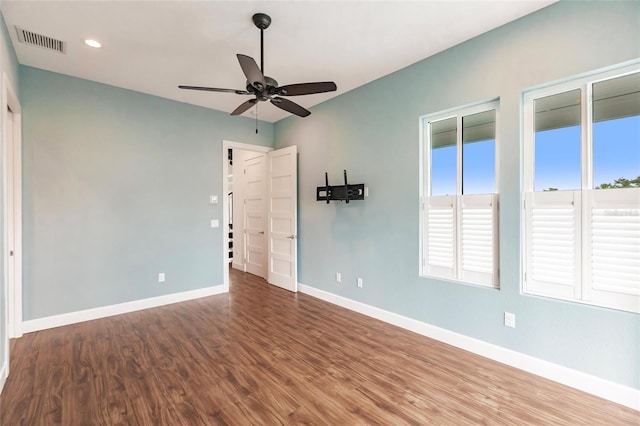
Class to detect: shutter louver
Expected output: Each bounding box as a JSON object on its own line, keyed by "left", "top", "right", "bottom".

{"left": 584, "top": 188, "right": 640, "bottom": 312}
{"left": 424, "top": 196, "right": 455, "bottom": 278}
{"left": 460, "top": 194, "right": 498, "bottom": 287}
{"left": 524, "top": 191, "right": 581, "bottom": 300}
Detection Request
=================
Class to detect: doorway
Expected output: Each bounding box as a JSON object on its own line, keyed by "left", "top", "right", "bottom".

{"left": 222, "top": 141, "right": 298, "bottom": 293}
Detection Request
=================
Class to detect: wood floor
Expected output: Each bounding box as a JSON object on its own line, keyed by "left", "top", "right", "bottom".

{"left": 1, "top": 269, "right": 638, "bottom": 425}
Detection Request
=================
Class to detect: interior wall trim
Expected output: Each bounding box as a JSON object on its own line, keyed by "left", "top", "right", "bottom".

{"left": 22, "top": 284, "right": 226, "bottom": 334}
{"left": 298, "top": 282, "right": 639, "bottom": 411}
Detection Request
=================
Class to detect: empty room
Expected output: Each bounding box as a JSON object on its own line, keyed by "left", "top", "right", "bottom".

{"left": 0, "top": 1, "right": 638, "bottom": 424}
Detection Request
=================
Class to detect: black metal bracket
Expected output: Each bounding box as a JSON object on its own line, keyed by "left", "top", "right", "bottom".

{"left": 316, "top": 170, "right": 364, "bottom": 204}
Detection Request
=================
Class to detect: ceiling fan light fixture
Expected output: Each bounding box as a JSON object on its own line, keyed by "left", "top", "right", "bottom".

{"left": 178, "top": 12, "right": 337, "bottom": 118}
{"left": 84, "top": 39, "right": 101, "bottom": 48}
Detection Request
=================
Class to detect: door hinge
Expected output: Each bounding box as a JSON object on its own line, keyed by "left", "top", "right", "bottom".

{"left": 9, "top": 250, "right": 13, "bottom": 256}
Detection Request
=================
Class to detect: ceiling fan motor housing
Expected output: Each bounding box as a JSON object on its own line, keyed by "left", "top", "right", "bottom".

{"left": 247, "top": 76, "right": 278, "bottom": 101}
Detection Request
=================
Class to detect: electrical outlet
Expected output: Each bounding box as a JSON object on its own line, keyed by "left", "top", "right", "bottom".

{"left": 336, "top": 272, "right": 342, "bottom": 283}
{"left": 210, "top": 195, "right": 219, "bottom": 204}
{"left": 504, "top": 312, "right": 516, "bottom": 328}
{"left": 364, "top": 187, "right": 369, "bottom": 197}
{"left": 211, "top": 219, "right": 220, "bottom": 228}
{"left": 158, "top": 273, "right": 166, "bottom": 283}
{"left": 357, "top": 277, "right": 363, "bottom": 288}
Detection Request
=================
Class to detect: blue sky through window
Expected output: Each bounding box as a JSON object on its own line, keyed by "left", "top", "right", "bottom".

{"left": 593, "top": 115, "right": 640, "bottom": 188}
{"left": 534, "top": 115, "right": 639, "bottom": 191}
{"left": 431, "top": 139, "right": 496, "bottom": 195}
{"left": 431, "top": 145, "right": 456, "bottom": 196}
{"left": 463, "top": 139, "right": 495, "bottom": 194}
{"left": 535, "top": 125, "right": 581, "bottom": 191}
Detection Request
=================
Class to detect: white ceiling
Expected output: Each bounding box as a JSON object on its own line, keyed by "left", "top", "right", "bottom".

{"left": 2, "top": 0, "right": 555, "bottom": 122}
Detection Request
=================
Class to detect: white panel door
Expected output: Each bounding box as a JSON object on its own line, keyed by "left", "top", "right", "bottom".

{"left": 267, "top": 146, "right": 298, "bottom": 292}
{"left": 243, "top": 152, "right": 267, "bottom": 278}
{"left": 6, "top": 107, "right": 17, "bottom": 336}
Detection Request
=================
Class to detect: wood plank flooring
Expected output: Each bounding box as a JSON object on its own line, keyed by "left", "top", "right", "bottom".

{"left": 1, "top": 268, "right": 638, "bottom": 425}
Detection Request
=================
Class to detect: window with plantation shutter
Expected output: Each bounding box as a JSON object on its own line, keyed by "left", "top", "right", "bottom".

{"left": 421, "top": 100, "right": 499, "bottom": 288}
{"left": 523, "top": 63, "right": 640, "bottom": 313}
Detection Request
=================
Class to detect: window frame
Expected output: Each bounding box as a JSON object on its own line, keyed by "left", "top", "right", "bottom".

{"left": 419, "top": 99, "right": 500, "bottom": 288}
{"left": 521, "top": 61, "right": 640, "bottom": 313}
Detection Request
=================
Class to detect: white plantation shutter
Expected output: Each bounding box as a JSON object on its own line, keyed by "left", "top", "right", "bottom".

{"left": 524, "top": 191, "right": 581, "bottom": 300}
{"left": 423, "top": 194, "right": 498, "bottom": 286}
{"left": 584, "top": 188, "right": 640, "bottom": 312}
{"left": 423, "top": 196, "right": 456, "bottom": 279}
{"left": 459, "top": 194, "right": 498, "bottom": 287}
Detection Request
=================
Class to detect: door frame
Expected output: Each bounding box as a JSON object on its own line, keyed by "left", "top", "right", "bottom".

{"left": 222, "top": 140, "right": 272, "bottom": 291}
{"left": 3, "top": 72, "right": 22, "bottom": 345}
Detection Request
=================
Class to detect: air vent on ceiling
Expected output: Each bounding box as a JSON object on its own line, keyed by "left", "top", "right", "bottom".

{"left": 15, "top": 26, "right": 66, "bottom": 54}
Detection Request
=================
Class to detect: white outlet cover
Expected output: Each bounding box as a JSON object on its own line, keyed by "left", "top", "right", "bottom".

{"left": 364, "top": 187, "right": 369, "bottom": 197}
{"left": 158, "top": 273, "right": 165, "bottom": 283}
{"left": 504, "top": 312, "right": 516, "bottom": 328}
{"left": 211, "top": 219, "right": 220, "bottom": 228}
{"left": 357, "top": 278, "right": 363, "bottom": 288}
{"left": 336, "top": 272, "right": 342, "bottom": 282}
{"left": 210, "top": 195, "right": 219, "bottom": 204}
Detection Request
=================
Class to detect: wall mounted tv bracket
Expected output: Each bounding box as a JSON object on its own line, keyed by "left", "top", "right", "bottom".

{"left": 316, "top": 170, "right": 364, "bottom": 203}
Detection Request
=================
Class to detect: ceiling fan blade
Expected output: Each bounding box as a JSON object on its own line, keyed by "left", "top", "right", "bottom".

{"left": 178, "top": 85, "right": 250, "bottom": 95}
{"left": 231, "top": 98, "right": 258, "bottom": 116}
{"left": 270, "top": 97, "right": 311, "bottom": 117}
{"left": 237, "top": 54, "right": 266, "bottom": 91}
{"left": 277, "top": 82, "right": 337, "bottom": 96}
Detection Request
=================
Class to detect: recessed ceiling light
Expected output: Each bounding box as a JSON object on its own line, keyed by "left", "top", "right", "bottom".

{"left": 84, "top": 39, "right": 101, "bottom": 48}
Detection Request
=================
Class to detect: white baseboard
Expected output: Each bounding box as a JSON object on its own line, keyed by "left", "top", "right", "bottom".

{"left": 0, "top": 360, "right": 7, "bottom": 395}
{"left": 22, "top": 284, "right": 227, "bottom": 334}
{"left": 298, "top": 283, "right": 640, "bottom": 411}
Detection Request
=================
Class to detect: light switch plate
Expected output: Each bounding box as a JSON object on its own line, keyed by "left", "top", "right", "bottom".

{"left": 211, "top": 219, "right": 220, "bottom": 228}
{"left": 210, "top": 195, "right": 219, "bottom": 204}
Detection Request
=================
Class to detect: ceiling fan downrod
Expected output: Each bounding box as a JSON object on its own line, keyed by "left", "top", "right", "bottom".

{"left": 252, "top": 13, "right": 271, "bottom": 74}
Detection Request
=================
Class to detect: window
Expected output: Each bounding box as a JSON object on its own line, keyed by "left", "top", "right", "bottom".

{"left": 421, "top": 100, "right": 499, "bottom": 288}
{"left": 523, "top": 64, "right": 640, "bottom": 313}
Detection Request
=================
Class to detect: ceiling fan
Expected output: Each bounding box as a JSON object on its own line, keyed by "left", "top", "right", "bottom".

{"left": 179, "top": 13, "right": 337, "bottom": 118}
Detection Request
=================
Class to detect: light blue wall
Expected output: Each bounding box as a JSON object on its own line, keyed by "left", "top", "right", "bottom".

{"left": 20, "top": 66, "right": 273, "bottom": 320}
{"left": 274, "top": 1, "right": 640, "bottom": 389}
